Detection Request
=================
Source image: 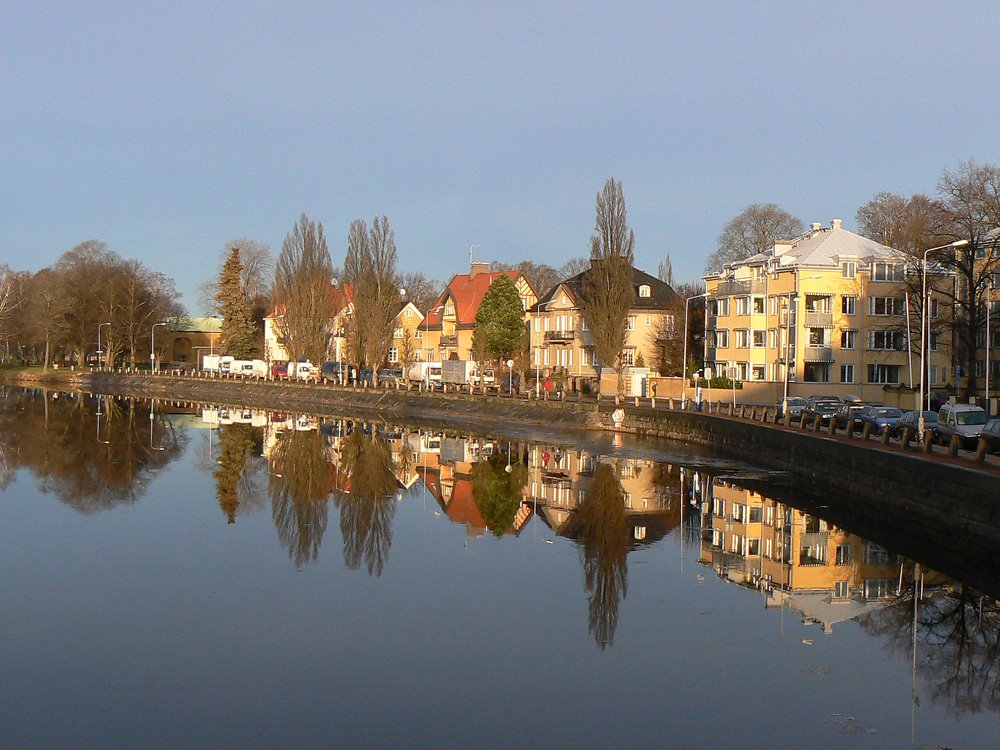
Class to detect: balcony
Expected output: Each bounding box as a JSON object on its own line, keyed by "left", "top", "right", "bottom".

{"left": 715, "top": 279, "right": 766, "bottom": 296}
{"left": 544, "top": 330, "right": 575, "bottom": 342}
{"left": 439, "top": 334, "right": 458, "bottom": 347}
{"left": 804, "top": 310, "right": 833, "bottom": 327}
{"left": 804, "top": 346, "right": 833, "bottom": 362}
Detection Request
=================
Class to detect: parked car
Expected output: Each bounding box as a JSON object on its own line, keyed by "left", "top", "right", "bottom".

{"left": 321, "top": 361, "right": 352, "bottom": 385}
{"left": 271, "top": 361, "right": 289, "bottom": 380}
{"left": 890, "top": 410, "right": 939, "bottom": 442}
{"left": 857, "top": 405, "right": 903, "bottom": 435}
{"left": 289, "top": 361, "right": 318, "bottom": 382}
{"left": 978, "top": 419, "right": 1000, "bottom": 453}
{"left": 802, "top": 396, "right": 841, "bottom": 425}
{"left": 776, "top": 396, "right": 808, "bottom": 422}
{"left": 834, "top": 402, "right": 867, "bottom": 430}
{"left": 377, "top": 368, "right": 405, "bottom": 386}
{"left": 936, "top": 403, "right": 988, "bottom": 449}
{"left": 498, "top": 375, "right": 521, "bottom": 395}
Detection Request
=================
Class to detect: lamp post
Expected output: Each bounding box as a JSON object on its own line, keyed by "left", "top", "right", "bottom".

{"left": 919, "top": 239, "right": 969, "bottom": 437}
{"left": 987, "top": 276, "right": 993, "bottom": 415}
{"left": 423, "top": 305, "right": 444, "bottom": 389}
{"left": 781, "top": 293, "right": 797, "bottom": 418}
{"left": 97, "top": 322, "right": 111, "bottom": 369}
{"left": 151, "top": 322, "right": 167, "bottom": 374}
{"left": 682, "top": 292, "right": 708, "bottom": 408}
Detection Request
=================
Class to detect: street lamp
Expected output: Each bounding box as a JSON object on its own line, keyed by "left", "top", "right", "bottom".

{"left": 919, "top": 239, "right": 969, "bottom": 437}
{"left": 682, "top": 292, "right": 708, "bottom": 408}
{"left": 151, "top": 322, "right": 167, "bottom": 373}
{"left": 97, "top": 322, "right": 111, "bottom": 369}
{"left": 781, "top": 294, "right": 798, "bottom": 420}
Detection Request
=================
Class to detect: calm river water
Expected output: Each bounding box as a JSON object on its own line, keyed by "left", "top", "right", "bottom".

{"left": 1, "top": 387, "right": 997, "bottom": 749}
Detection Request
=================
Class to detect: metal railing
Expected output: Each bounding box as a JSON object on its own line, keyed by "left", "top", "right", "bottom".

{"left": 439, "top": 334, "right": 458, "bottom": 347}
{"left": 714, "top": 279, "right": 767, "bottom": 296}
{"left": 544, "top": 330, "right": 575, "bottom": 341}
{"left": 804, "top": 346, "right": 833, "bottom": 362}
{"left": 804, "top": 310, "right": 833, "bottom": 327}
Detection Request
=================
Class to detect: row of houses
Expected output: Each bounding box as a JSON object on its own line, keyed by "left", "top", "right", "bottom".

{"left": 262, "top": 260, "right": 681, "bottom": 392}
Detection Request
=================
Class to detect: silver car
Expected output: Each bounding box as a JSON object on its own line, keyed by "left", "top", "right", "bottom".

{"left": 936, "top": 403, "right": 988, "bottom": 449}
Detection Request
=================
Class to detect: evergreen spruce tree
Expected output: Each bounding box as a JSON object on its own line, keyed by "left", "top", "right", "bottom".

{"left": 216, "top": 247, "right": 258, "bottom": 358}
{"left": 473, "top": 274, "right": 525, "bottom": 364}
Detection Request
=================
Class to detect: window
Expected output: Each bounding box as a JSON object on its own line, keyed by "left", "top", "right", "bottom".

{"left": 405, "top": 308, "right": 412, "bottom": 317}
{"left": 621, "top": 349, "right": 636, "bottom": 367}
{"left": 809, "top": 328, "right": 827, "bottom": 346}
{"left": 805, "top": 294, "right": 831, "bottom": 313}
{"left": 868, "top": 364, "right": 901, "bottom": 384}
{"left": 752, "top": 330, "right": 766, "bottom": 347}
{"left": 627, "top": 316, "right": 636, "bottom": 331}
{"left": 749, "top": 506, "right": 762, "bottom": 523}
{"left": 735, "top": 329, "right": 751, "bottom": 348}
{"left": 804, "top": 363, "right": 831, "bottom": 382}
{"left": 864, "top": 579, "right": 897, "bottom": 599}
{"left": 842, "top": 295, "right": 857, "bottom": 315}
{"left": 841, "top": 261, "right": 857, "bottom": 279}
{"left": 581, "top": 318, "right": 588, "bottom": 331}
{"left": 841, "top": 329, "right": 857, "bottom": 349}
{"left": 869, "top": 296, "right": 902, "bottom": 315}
{"left": 840, "top": 364, "right": 854, "bottom": 383}
{"left": 768, "top": 329, "right": 778, "bottom": 348}
{"left": 752, "top": 297, "right": 765, "bottom": 314}
{"left": 638, "top": 284, "right": 651, "bottom": 298}
{"left": 929, "top": 332, "right": 939, "bottom": 351}
{"left": 387, "top": 346, "right": 399, "bottom": 363}
{"left": 393, "top": 327, "right": 404, "bottom": 339}
{"left": 835, "top": 544, "right": 851, "bottom": 565}
{"left": 834, "top": 581, "right": 850, "bottom": 599}
{"left": 930, "top": 298, "right": 940, "bottom": 319}
{"left": 714, "top": 329, "right": 729, "bottom": 348}
{"left": 869, "top": 330, "right": 906, "bottom": 351}
{"left": 752, "top": 364, "right": 765, "bottom": 380}
{"left": 736, "top": 296, "right": 750, "bottom": 315}
{"left": 872, "top": 262, "right": 905, "bottom": 282}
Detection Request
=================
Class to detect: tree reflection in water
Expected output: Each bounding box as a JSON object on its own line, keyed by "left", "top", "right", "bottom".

{"left": 857, "top": 573, "right": 1000, "bottom": 717}
{"left": 335, "top": 430, "right": 398, "bottom": 577}
{"left": 269, "top": 427, "right": 334, "bottom": 568}
{"left": 213, "top": 424, "right": 264, "bottom": 523}
{"left": 0, "top": 387, "right": 186, "bottom": 512}
{"left": 471, "top": 448, "right": 528, "bottom": 537}
{"left": 575, "top": 462, "right": 629, "bottom": 650}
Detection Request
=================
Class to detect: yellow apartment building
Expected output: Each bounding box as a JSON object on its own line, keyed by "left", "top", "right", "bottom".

{"left": 704, "top": 220, "right": 954, "bottom": 403}
{"left": 700, "top": 479, "right": 905, "bottom": 631}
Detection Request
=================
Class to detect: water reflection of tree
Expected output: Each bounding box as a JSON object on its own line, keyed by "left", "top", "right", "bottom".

{"left": 269, "top": 428, "right": 334, "bottom": 568}
{"left": 213, "top": 423, "right": 263, "bottom": 523}
{"left": 857, "top": 575, "right": 1000, "bottom": 717}
{"left": 0, "top": 389, "right": 186, "bottom": 512}
{"left": 575, "top": 462, "right": 629, "bottom": 650}
{"left": 335, "top": 430, "right": 398, "bottom": 576}
{"left": 471, "top": 449, "right": 528, "bottom": 537}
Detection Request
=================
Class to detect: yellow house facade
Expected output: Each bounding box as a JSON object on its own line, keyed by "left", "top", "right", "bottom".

{"left": 704, "top": 220, "right": 954, "bottom": 403}
{"left": 527, "top": 266, "right": 679, "bottom": 392}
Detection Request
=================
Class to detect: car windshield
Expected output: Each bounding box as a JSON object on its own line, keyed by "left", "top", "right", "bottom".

{"left": 788, "top": 398, "right": 807, "bottom": 406}
{"left": 956, "top": 411, "right": 987, "bottom": 425}
{"left": 876, "top": 408, "right": 902, "bottom": 418}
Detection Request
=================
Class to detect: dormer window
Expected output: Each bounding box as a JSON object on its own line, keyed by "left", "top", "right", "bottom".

{"left": 638, "top": 284, "right": 651, "bottom": 298}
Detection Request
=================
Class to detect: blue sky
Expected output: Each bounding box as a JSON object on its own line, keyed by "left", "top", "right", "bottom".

{"left": 2, "top": 2, "right": 998, "bottom": 312}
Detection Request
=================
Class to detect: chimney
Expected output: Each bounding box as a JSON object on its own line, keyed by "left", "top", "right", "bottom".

{"left": 831, "top": 218, "right": 842, "bottom": 230}
{"left": 470, "top": 261, "right": 490, "bottom": 278}
{"left": 774, "top": 241, "right": 792, "bottom": 256}
{"left": 810, "top": 222, "right": 822, "bottom": 231}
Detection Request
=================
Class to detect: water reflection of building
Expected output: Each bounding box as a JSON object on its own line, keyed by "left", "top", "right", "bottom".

{"left": 700, "top": 478, "right": 905, "bottom": 632}
{"left": 526, "top": 445, "right": 680, "bottom": 544}
{"left": 416, "top": 434, "right": 533, "bottom": 537}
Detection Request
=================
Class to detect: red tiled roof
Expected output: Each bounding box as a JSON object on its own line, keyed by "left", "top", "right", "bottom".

{"left": 424, "top": 270, "right": 522, "bottom": 327}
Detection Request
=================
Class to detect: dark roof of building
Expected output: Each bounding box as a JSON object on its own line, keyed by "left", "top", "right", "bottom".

{"left": 530, "top": 265, "right": 679, "bottom": 313}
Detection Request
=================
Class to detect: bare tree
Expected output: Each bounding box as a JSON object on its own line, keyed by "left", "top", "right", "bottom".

{"left": 397, "top": 271, "right": 441, "bottom": 313}
{"left": 579, "top": 179, "right": 635, "bottom": 397}
{"left": 657, "top": 254, "right": 675, "bottom": 286}
{"left": 274, "top": 214, "right": 336, "bottom": 371}
{"left": 560, "top": 256, "right": 590, "bottom": 280}
{"left": 24, "top": 269, "right": 68, "bottom": 371}
{"left": 343, "top": 216, "right": 400, "bottom": 383}
{"left": 932, "top": 161, "right": 1000, "bottom": 398}
{"left": 704, "top": 203, "right": 804, "bottom": 274}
